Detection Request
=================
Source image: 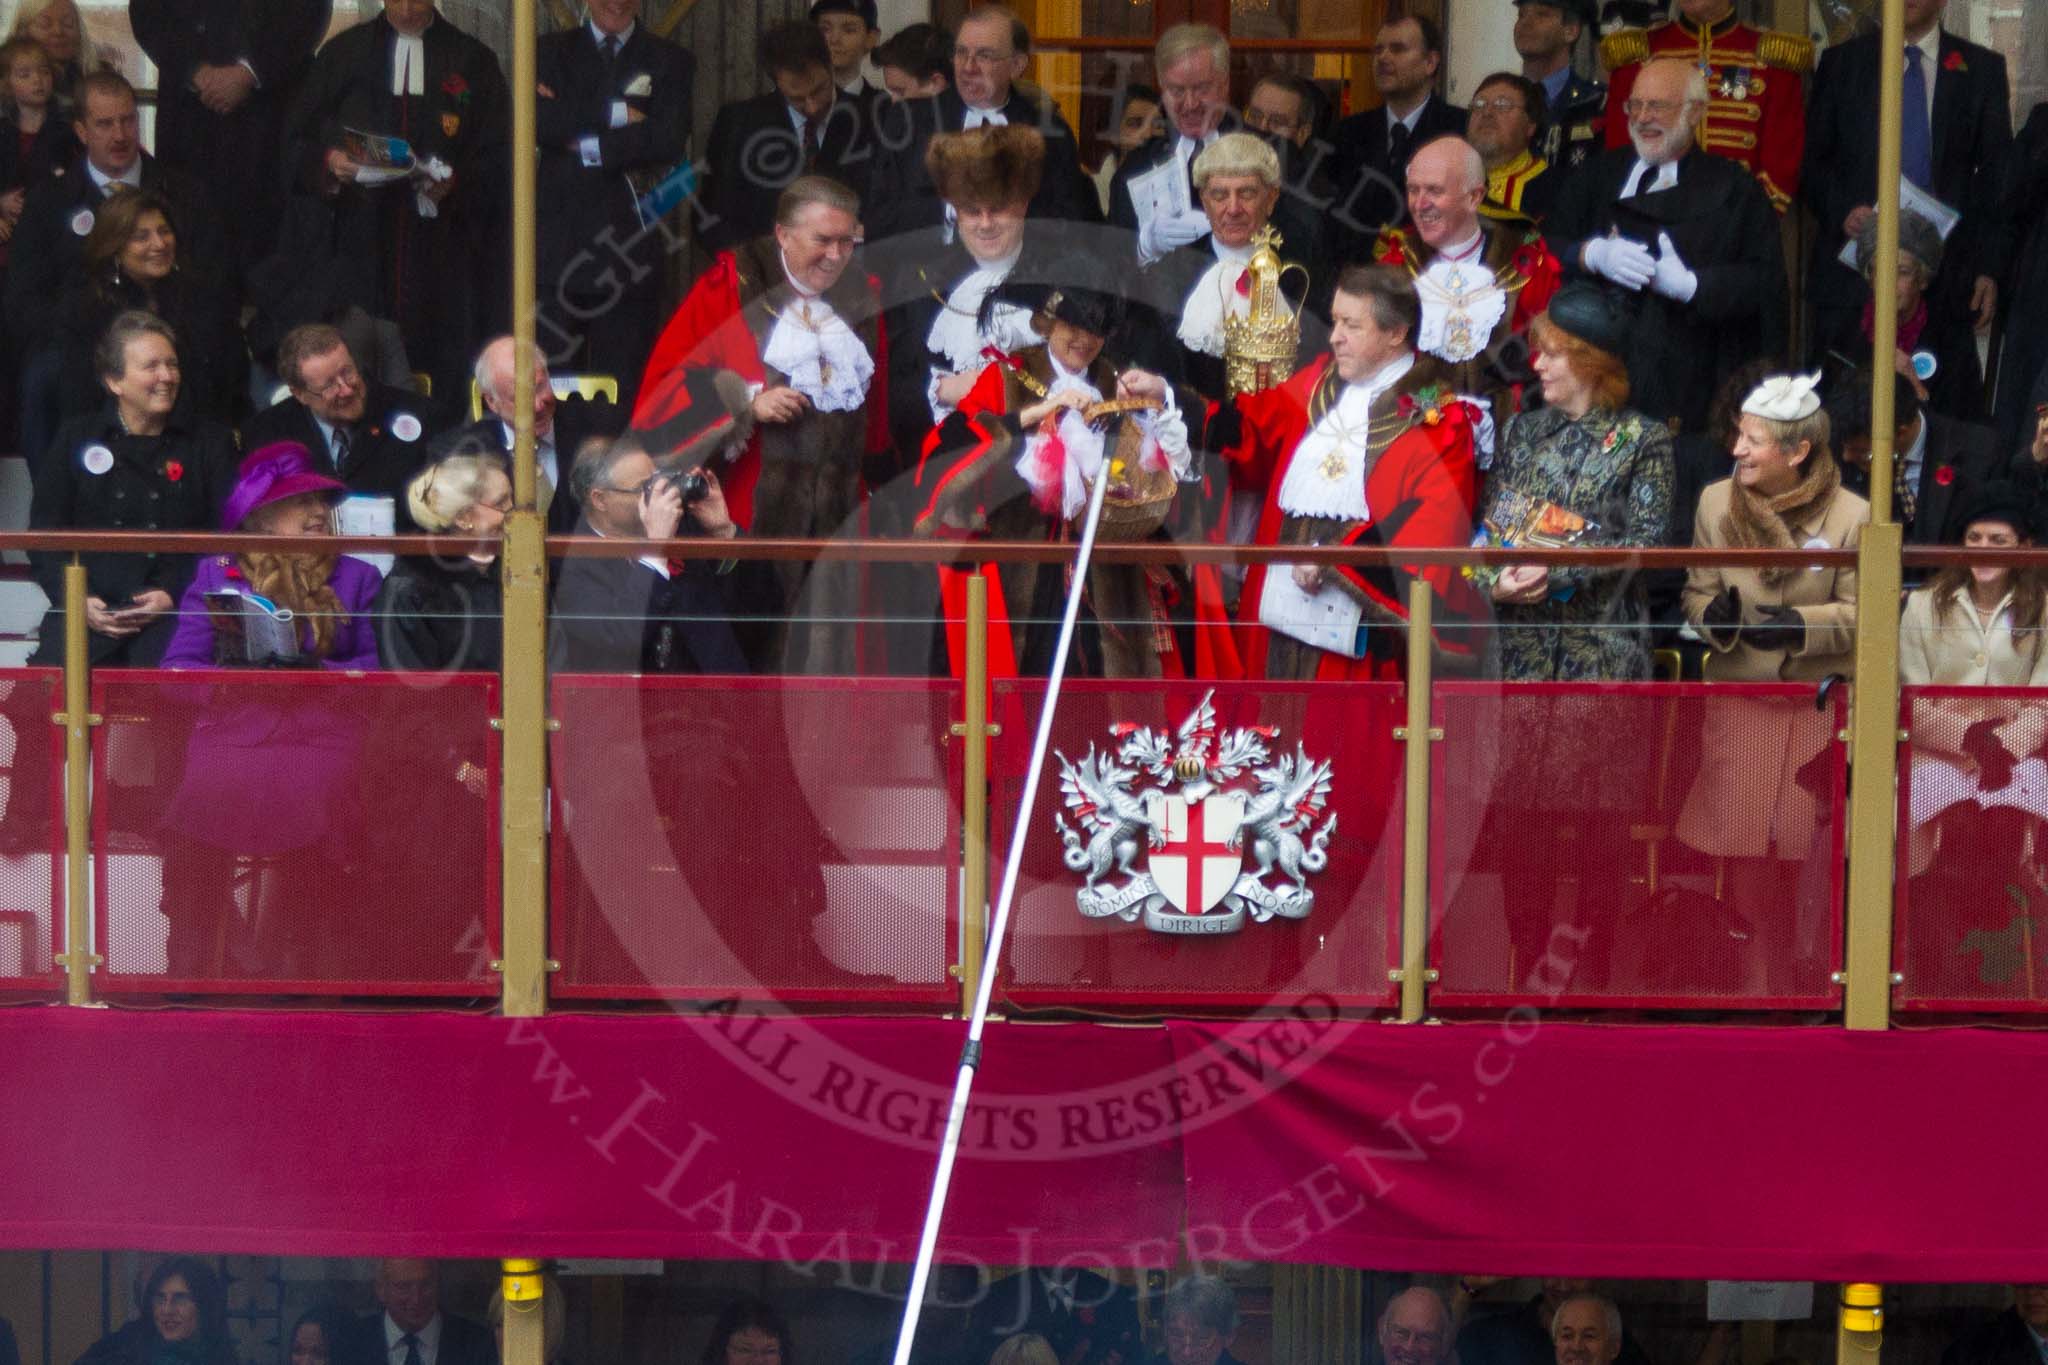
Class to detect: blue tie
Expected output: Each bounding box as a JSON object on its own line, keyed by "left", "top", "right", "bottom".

{"left": 1901, "top": 46, "right": 1933, "bottom": 189}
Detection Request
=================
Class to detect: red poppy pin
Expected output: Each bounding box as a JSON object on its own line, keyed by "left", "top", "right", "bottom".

{"left": 1943, "top": 50, "right": 1966, "bottom": 72}
{"left": 164, "top": 459, "right": 184, "bottom": 483}
{"left": 224, "top": 563, "right": 242, "bottom": 580}
{"left": 1934, "top": 463, "right": 1955, "bottom": 487}
{"left": 442, "top": 72, "right": 472, "bottom": 103}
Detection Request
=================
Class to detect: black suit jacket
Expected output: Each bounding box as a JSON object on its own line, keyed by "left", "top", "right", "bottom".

{"left": 1940, "top": 1310, "right": 2041, "bottom": 1365}
{"left": 340, "top": 1314, "right": 497, "bottom": 1365}
{"left": 699, "top": 89, "right": 873, "bottom": 253}
{"left": 4, "top": 154, "right": 227, "bottom": 344}
{"left": 1913, "top": 412, "right": 2000, "bottom": 544}
{"left": 535, "top": 23, "right": 693, "bottom": 283}
{"left": 240, "top": 382, "right": 454, "bottom": 508}
{"left": 1804, "top": 28, "right": 2012, "bottom": 309}
{"left": 547, "top": 514, "right": 748, "bottom": 673}
{"left": 861, "top": 86, "right": 1100, "bottom": 246}
{"left": 1546, "top": 144, "right": 1786, "bottom": 432}
{"left": 426, "top": 394, "right": 625, "bottom": 535}
{"left": 1324, "top": 94, "right": 1467, "bottom": 261}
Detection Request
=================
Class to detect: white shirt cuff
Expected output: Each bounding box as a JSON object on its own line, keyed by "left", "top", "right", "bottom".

{"left": 609, "top": 99, "right": 629, "bottom": 129}
{"left": 638, "top": 555, "right": 672, "bottom": 580}
{"left": 237, "top": 58, "right": 260, "bottom": 87}
{"left": 578, "top": 135, "right": 602, "bottom": 167}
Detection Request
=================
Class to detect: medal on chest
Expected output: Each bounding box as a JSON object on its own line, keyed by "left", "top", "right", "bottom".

{"left": 1414, "top": 256, "right": 1509, "bottom": 365}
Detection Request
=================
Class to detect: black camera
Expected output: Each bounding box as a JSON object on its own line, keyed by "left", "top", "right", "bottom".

{"left": 658, "top": 467, "right": 711, "bottom": 503}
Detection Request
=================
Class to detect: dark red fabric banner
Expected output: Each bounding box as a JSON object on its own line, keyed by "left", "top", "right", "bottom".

{"left": 4, "top": 1009, "right": 2048, "bottom": 1281}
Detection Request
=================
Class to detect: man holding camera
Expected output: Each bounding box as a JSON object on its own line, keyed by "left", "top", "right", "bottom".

{"left": 548, "top": 434, "right": 749, "bottom": 674}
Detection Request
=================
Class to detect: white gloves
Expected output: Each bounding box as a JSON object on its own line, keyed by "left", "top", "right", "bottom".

{"left": 1650, "top": 231, "right": 1699, "bottom": 303}
{"left": 1582, "top": 233, "right": 1656, "bottom": 290}
{"left": 1139, "top": 208, "right": 1210, "bottom": 262}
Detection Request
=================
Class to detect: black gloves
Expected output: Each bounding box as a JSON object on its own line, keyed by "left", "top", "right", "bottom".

{"left": 1745, "top": 603, "right": 1806, "bottom": 653}
{"left": 1700, "top": 584, "right": 1742, "bottom": 645}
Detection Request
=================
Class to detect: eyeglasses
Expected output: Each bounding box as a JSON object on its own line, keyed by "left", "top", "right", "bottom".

{"left": 302, "top": 364, "right": 361, "bottom": 399}
{"left": 1622, "top": 97, "right": 1692, "bottom": 118}
{"left": 1469, "top": 96, "right": 1525, "bottom": 114}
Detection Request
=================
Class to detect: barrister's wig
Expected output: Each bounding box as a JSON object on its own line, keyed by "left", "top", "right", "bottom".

{"left": 1192, "top": 131, "right": 1279, "bottom": 190}
{"left": 925, "top": 124, "right": 1045, "bottom": 211}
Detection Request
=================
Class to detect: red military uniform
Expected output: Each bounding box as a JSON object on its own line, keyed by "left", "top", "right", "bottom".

{"left": 1601, "top": 9, "right": 1813, "bottom": 214}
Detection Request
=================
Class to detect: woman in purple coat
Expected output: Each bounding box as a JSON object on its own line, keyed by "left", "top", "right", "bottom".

{"left": 158, "top": 442, "right": 384, "bottom": 982}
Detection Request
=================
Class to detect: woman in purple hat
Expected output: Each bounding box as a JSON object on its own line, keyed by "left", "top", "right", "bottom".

{"left": 161, "top": 441, "right": 382, "bottom": 669}
{"left": 155, "top": 441, "right": 383, "bottom": 981}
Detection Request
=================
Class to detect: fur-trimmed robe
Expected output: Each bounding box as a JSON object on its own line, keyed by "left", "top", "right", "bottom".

{"left": 633, "top": 235, "right": 891, "bottom": 673}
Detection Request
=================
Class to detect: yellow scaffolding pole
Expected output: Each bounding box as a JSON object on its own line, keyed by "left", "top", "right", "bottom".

{"left": 56, "top": 562, "right": 101, "bottom": 1005}
{"left": 952, "top": 575, "right": 993, "bottom": 1014}
{"left": 500, "top": 1261, "right": 547, "bottom": 1365}
{"left": 1397, "top": 580, "right": 1436, "bottom": 1022}
{"left": 1841, "top": 0, "right": 1906, "bottom": 1031}
{"left": 498, "top": 0, "right": 550, "bottom": 1017}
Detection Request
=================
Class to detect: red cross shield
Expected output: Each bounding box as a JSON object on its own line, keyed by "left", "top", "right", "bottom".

{"left": 1146, "top": 791, "right": 1245, "bottom": 914}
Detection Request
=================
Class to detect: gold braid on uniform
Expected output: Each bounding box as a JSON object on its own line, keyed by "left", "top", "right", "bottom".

{"left": 1756, "top": 28, "right": 1815, "bottom": 72}
{"left": 1599, "top": 27, "right": 1649, "bottom": 72}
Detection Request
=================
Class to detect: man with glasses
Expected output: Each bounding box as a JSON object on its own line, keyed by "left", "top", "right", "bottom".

{"left": 862, "top": 2, "right": 1098, "bottom": 245}
{"left": 243, "top": 323, "right": 455, "bottom": 520}
{"left": 549, "top": 431, "right": 746, "bottom": 675}
{"left": 1110, "top": 23, "right": 1237, "bottom": 264}
{"left": 1467, "top": 73, "right": 1559, "bottom": 224}
{"left": 1599, "top": 0, "right": 1809, "bottom": 215}
{"left": 1545, "top": 56, "right": 1785, "bottom": 433}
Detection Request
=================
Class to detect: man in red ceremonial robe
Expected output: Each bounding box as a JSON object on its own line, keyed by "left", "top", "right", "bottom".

{"left": 1374, "top": 136, "right": 1560, "bottom": 429}
{"left": 631, "top": 174, "right": 889, "bottom": 673}
{"left": 1124, "top": 263, "right": 1487, "bottom": 681}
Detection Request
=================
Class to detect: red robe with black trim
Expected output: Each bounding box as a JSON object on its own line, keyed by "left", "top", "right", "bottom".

{"left": 1210, "top": 354, "right": 1488, "bottom": 681}
{"left": 632, "top": 245, "right": 890, "bottom": 531}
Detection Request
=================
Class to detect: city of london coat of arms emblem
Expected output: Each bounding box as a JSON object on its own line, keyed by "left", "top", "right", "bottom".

{"left": 1051, "top": 691, "right": 1337, "bottom": 935}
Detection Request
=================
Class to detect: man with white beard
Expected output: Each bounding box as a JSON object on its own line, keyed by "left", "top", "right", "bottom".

{"left": 1543, "top": 55, "right": 1785, "bottom": 434}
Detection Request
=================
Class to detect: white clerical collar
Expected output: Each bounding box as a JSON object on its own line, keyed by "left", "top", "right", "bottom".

{"left": 589, "top": 19, "right": 635, "bottom": 46}
{"left": 86, "top": 158, "right": 141, "bottom": 193}
{"left": 1438, "top": 228, "right": 1484, "bottom": 262}
{"left": 391, "top": 30, "right": 428, "bottom": 96}
{"left": 1623, "top": 156, "right": 1680, "bottom": 197}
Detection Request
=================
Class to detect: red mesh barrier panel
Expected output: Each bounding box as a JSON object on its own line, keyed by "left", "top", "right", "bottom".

{"left": 93, "top": 670, "right": 501, "bottom": 996}
{"left": 1895, "top": 687, "right": 2048, "bottom": 1011}
{"left": 1430, "top": 683, "right": 1847, "bottom": 1010}
{"left": 0, "top": 669, "right": 62, "bottom": 992}
{"left": 549, "top": 676, "right": 960, "bottom": 1004}
{"left": 989, "top": 681, "right": 1402, "bottom": 1011}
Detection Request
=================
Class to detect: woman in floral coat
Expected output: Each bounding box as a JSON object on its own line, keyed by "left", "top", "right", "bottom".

{"left": 1482, "top": 283, "right": 1673, "bottom": 680}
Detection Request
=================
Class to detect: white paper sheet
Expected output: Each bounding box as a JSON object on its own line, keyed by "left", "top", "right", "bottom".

{"left": 1258, "top": 566, "right": 1366, "bottom": 658}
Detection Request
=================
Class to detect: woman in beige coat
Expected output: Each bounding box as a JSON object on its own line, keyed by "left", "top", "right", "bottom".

{"left": 1676, "top": 372, "right": 1868, "bottom": 994}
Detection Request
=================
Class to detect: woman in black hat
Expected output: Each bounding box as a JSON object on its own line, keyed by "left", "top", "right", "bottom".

{"left": 911, "top": 278, "right": 1194, "bottom": 677}
{"left": 1898, "top": 480, "right": 2048, "bottom": 989}
{"left": 1481, "top": 281, "right": 1673, "bottom": 680}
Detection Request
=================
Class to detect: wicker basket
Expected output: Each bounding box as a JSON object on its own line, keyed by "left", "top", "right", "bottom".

{"left": 1083, "top": 420, "right": 1177, "bottom": 541}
